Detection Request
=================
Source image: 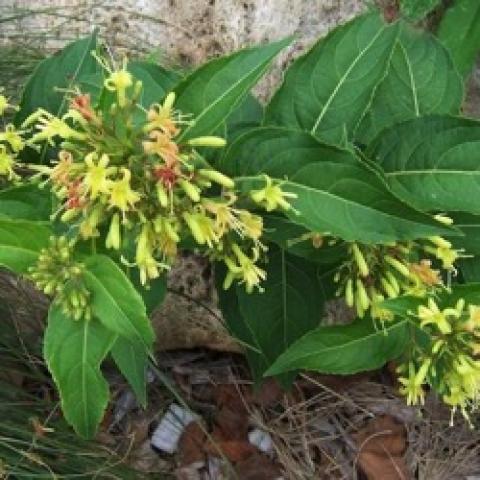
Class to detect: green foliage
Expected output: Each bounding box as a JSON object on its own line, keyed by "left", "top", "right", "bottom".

{"left": 400, "top": 0, "right": 442, "bottom": 20}
{"left": 175, "top": 37, "right": 291, "bottom": 141}
{"left": 0, "top": 182, "right": 51, "bottom": 220}
{"left": 368, "top": 116, "right": 480, "bottom": 213}
{"left": 265, "top": 13, "right": 399, "bottom": 145}
{"left": 83, "top": 255, "right": 154, "bottom": 348}
{"left": 218, "top": 249, "right": 325, "bottom": 382}
{"left": 15, "top": 33, "right": 100, "bottom": 125}
{"left": 44, "top": 304, "right": 116, "bottom": 438}
{"left": 266, "top": 318, "right": 409, "bottom": 376}
{"left": 0, "top": 219, "right": 51, "bottom": 273}
{"left": 437, "top": 0, "right": 480, "bottom": 77}
{"left": 357, "top": 23, "right": 463, "bottom": 143}
{"left": 3, "top": 5, "right": 480, "bottom": 436}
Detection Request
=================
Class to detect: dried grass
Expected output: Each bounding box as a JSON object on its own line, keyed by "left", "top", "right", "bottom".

{"left": 248, "top": 377, "right": 480, "bottom": 479}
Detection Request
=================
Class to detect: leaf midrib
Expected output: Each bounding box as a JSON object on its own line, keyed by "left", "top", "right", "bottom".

{"left": 310, "top": 24, "right": 388, "bottom": 135}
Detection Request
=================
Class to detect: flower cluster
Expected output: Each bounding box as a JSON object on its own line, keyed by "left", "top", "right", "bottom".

{"left": 397, "top": 297, "right": 480, "bottom": 426}
{"left": 333, "top": 235, "right": 462, "bottom": 320}
{"left": 26, "top": 62, "right": 294, "bottom": 291}
{"left": 0, "top": 90, "right": 23, "bottom": 181}
{"left": 28, "top": 236, "right": 92, "bottom": 321}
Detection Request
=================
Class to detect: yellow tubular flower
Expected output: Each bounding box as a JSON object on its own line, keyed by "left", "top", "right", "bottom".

{"left": 238, "top": 211, "right": 263, "bottom": 240}
{"left": 0, "top": 124, "right": 24, "bottom": 152}
{"left": 143, "top": 130, "right": 179, "bottom": 163}
{"left": 418, "top": 298, "right": 452, "bottom": 334}
{"left": 250, "top": 175, "right": 297, "bottom": 212}
{"left": 83, "top": 153, "right": 115, "bottom": 199}
{"left": 226, "top": 244, "right": 266, "bottom": 293}
{"left": 0, "top": 145, "right": 16, "bottom": 179}
{"left": 144, "top": 93, "right": 179, "bottom": 136}
{"left": 399, "top": 362, "right": 426, "bottom": 406}
{"left": 104, "top": 62, "right": 133, "bottom": 108}
{"left": 31, "top": 112, "right": 85, "bottom": 145}
{"left": 108, "top": 168, "right": 141, "bottom": 213}
{"left": 183, "top": 211, "right": 218, "bottom": 247}
{"left": 0, "top": 94, "right": 9, "bottom": 115}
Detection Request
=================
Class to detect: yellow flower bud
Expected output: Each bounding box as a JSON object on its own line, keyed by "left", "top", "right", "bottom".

{"left": 356, "top": 278, "right": 370, "bottom": 311}
{"left": 106, "top": 213, "right": 121, "bottom": 250}
{"left": 187, "top": 136, "right": 227, "bottom": 148}
{"left": 351, "top": 243, "right": 369, "bottom": 277}
{"left": 345, "top": 278, "right": 354, "bottom": 307}
{"left": 198, "top": 169, "right": 235, "bottom": 189}
{"left": 380, "top": 276, "right": 397, "bottom": 299}
{"left": 156, "top": 183, "right": 169, "bottom": 208}
{"left": 385, "top": 255, "right": 410, "bottom": 278}
{"left": 434, "top": 214, "right": 454, "bottom": 226}
{"left": 429, "top": 236, "right": 452, "bottom": 249}
{"left": 179, "top": 179, "right": 201, "bottom": 202}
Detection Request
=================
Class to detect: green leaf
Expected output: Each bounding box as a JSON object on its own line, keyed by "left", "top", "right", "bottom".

{"left": 459, "top": 258, "right": 480, "bottom": 282}
{"left": 264, "top": 12, "right": 399, "bottom": 145}
{"left": 15, "top": 34, "right": 100, "bottom": 124}
{"left": 44, "top": 304, "right": 116, "bottom": 438}
{"left": 218, "top": 249, "right": 325, "bottom": 383}
{"left": 357, "top": 22, "right": 463, "bottom": 144}
{"left": 266, "top": 318, "right": 409, "bottom": 376}
{"left": 0, "top": 183, "right": 51, "bottom": 221}
{"left": 237, "top": 166, "right": 455, "bottom": 245}
{"left": 447, "top": 213, "right": 480, "bottom": 255}
{"left": 83, "top": 255, "right": 154, "bottom": 348}
{"left": 400, "top": 0, "right": 442, "bottom": 20}
{"left": 219, "top": 126, "right": 357, "bottom": 177}
{"left": 111, "top": 337, "right": 148, "bottom": 407}
{"left": 174, "top": 37, "right": 291, "bottom": 141}
{"left": 225, "top": 94, "right": 263, "bottom": 143}
{"left": 437, "top": 0, "right": 480, "bottom": 77}
{"left": 0, "top": 219, "right": 51, "bottom": 273}
{"left": 368, "top": 115, "right": 480, "bottom": 213}
{"left": 216, "top": 272, "right": 269, "bottom": 383}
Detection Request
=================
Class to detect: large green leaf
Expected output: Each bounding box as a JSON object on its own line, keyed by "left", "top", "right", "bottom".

{"left": 368, "top": 116, "right": 480, "bottom": 213}
{"left": 437, "top": 0, "right": 480, "bottom": 77}
{"left": 264, "top": 13, "right": 398, "bottom": 145}
{"left": 217, "top": 249, "right": 325, "bottom": 383}
{"left": 266, "top": 318, "right": 409, "bottom": 376}
{"left": 174, "top": 37, "right": 290, "bottom": 141}
{"left": 0, "top": 219, "right": 51, "bottom": 273}
{"left": 357, "top": 23, "right": 463, "bottom": 144}
{"left": 219, "top": 126, "right": 357, "bottom": 177}
{"left": 15, "top": 34, "right": 100, "bottom": 124}
{"left": 83, "top": 255, "right": 154, "bottom": 348}
{"left": 0, "top": 183, "right": 51, "bottom": 221}
{"left": 237, "top": 173, "right": 454, "bottom": 246}
{"left": 44, "top": 304, "right": 116, "bottom": 438}
{"left": 111, "top": 337, "right": 148, "bottom": 407}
